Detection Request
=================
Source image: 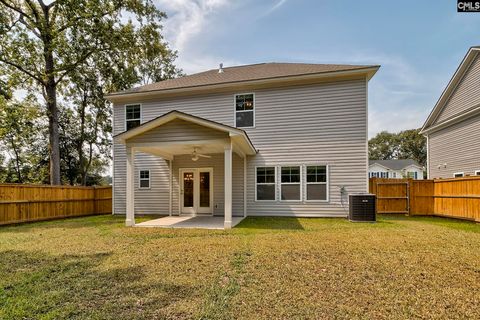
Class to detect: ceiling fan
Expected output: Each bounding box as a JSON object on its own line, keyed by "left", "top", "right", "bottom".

{"left": 191, "top": 147, "right": 211, "bottom": 161}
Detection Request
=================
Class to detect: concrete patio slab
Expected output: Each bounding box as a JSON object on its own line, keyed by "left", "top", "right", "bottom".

{"left": 134, "top": 216, "right": 244, "bottom": 229}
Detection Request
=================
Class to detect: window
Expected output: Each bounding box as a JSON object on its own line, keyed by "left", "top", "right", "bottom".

{"left": 125, "top": 104, "right": 141, "bottom": 130}
{"left": 369, "top": 172, "right": 380, "bottom": 178}
{"left": 391, "top": 172, "right": 397, "bottom": 178}
{"left": 475, "top": 170, "right": 480, "bottom": 176}
{"left": 407, "top": 171, "right": 418, "bottom": 179}
{"left": 281, "top": 166, "right": 301, "bottom": 201}
{"left": 380, "top": 172, "right": 388, "bottom": 178}
{"left": 235, "top": 93, "right": 254, "bottom": 127}
{"left": 306, "top": 165, "right": 327, "bottom": 201}
{"left": 139, "top": 170, "right": 150, "bottom": 188}
{"left": 256, "top": 167, "right": 275, "bottom": 200}
{"left": 453, "top": 172, "right": 464, "bottom": 178}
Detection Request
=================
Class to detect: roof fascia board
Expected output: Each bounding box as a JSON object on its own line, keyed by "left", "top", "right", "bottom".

{"left": 421, "top": 48, "right": 480, "bottom": 132}
{"left": 368, "top": 162, "right": 392, "bottom": 171}
{"left": 421, "top": 103, "right": 480, "bottom": 135}
{"left": 106, "top": 67, "right": 379, "bottom": 103}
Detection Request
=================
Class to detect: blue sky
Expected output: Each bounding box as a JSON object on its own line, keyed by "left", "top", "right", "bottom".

{"left": 155, "top": 0, "right": 480, "bottom": 137}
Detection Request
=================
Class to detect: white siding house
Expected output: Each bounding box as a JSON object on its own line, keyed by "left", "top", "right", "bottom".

{"left": 107, "top": 62, "right": 379, "bottom": 228}
{"left": 368, "top": 160, "right": 424, "bottom": 179}
{"left": 421, "top": 46, "right": 480, "bottom": 179}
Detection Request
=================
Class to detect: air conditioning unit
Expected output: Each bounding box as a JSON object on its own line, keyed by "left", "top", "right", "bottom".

{"left": 349, "top": 194, "right": 376, "bottom": 222}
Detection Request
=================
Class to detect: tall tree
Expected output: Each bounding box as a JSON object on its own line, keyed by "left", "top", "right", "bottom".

{"left": 397, "top": 129, "right": 427, "bottom": 167}
{"left": 368, "top": 131, "right": 399, "bottom": 160}
{"left": 369, "top": 129, "right": 427, "bottom": 167}
{"left": 0, "top": 0, "right": 169, "bottom": 184}
{"left": 0, "top": 96, "right": 49, "bottom": 183}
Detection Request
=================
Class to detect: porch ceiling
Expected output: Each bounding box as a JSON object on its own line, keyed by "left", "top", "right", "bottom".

{"left": 134, "top": 139, "right": 230, "bottom": 160}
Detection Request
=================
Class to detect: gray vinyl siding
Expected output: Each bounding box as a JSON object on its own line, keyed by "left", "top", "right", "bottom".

{"left": 113, "top": 78, "right": 368, "bottom": 217}
{"left": 428, "top": 114, "right": 480, "bottom": 179}
{"left": 435, "top": 53, "right": 480, "bottom": 124}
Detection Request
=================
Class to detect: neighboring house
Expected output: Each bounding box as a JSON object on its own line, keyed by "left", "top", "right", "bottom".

{"left": 421, "top": 46, "right": 480, "bottom": 179}
{"left": 106, "top": 62, "right": 379, "bottom": 228}
{"left": 369, "top": 159, "right": 424, "bottom": 180}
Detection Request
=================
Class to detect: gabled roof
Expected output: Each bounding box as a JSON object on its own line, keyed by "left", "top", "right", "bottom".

{"left": 369, "top": 159, "right": 422, "bottom": 171}
{"left": 420, "top": 46, "right": 480, "bottom": 134}
{"left": 114, "top": 110, "right": 257, "bottom": 155}
{"left": 106, "top": 62, "right": 379, "bottom": 99}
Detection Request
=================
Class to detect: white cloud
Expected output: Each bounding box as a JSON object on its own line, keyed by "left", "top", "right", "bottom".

{"left": 263, "top": 0, "right": 288, "bottom": 16}
{"left": 155, "top": 0, "right": 238, "bottom": 73}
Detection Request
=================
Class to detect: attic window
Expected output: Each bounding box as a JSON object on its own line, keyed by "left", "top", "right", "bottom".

{"left": 235, "top": 94, "right": 255, "bottom": 128}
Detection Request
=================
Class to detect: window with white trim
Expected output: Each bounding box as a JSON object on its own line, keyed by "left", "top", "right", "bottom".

{"left": 407, "top": 171, "right": 418, "bottom": 179}
{"left": 475, "top": 170, "right": 480, "bottom": 176}
{"left": 281, "top": 166, "right": 301, "bottom": 201}
{"left": 453, "top": 172, "right": 464, "bottom": 178}
{"left": 380, "top": 172, "right": 388, "bottom": 178}
{"left": 235, "top": 94, "right": 254, "bottom": 128}
{"left": 256, "top": 167, "right": 275, "bottom": 200}
{"left": 306, "top": 165, "right": 327, "bottom": 201}
{"left": 125, "top": 104, "right": 141, "bottom": 130}
{"left": 139, "top": 170, "right": 150, "bottom": 188}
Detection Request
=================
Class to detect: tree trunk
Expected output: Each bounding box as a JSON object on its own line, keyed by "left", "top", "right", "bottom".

{"left": 45, "top": 74, "right": 61, "bottom": 185}
{"left": 41, "top": 3, "right": 61, "bottom": 185}
{"left": 10, "top": 138, "right": 22, "bottom": 183}
{"left": 78, "top": 90, "right": 87, "bottom": 185}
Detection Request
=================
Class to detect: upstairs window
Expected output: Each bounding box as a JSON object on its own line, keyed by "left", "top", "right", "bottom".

{"left": 281, "top": 166, "right": 301, "bottom": 201}
{"left": 453, "top": 172, "right": 464, "bottom": 178}
{"left": 306, "top": 166, "right": 327, "bottom": 201}
{"left": 235, "top": 94, "right": 254, "bottom": 128}
{"left": 256, "top": 167, "right": 276, "bottom": 200}
{"left": 126, "top": 104, "right": 141, "bottom": 130}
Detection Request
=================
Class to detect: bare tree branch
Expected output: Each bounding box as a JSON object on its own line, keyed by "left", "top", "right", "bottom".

{"left": 0, "top": 0, "right": 36, "bottom": 24}
{"left": 54, "top": 50, "right": 96, "bottom": 85}
{"left": 0, "top": 57, "right": 45, "bottom": 85}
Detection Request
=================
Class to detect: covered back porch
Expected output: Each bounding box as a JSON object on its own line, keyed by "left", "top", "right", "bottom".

{"left": 114, "top": 111, "right": 256, "bottom": 229}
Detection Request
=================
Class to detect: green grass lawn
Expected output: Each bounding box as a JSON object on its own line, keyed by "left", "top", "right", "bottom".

{"left": 0, "top": 215, "right": 479, "bottom": 319}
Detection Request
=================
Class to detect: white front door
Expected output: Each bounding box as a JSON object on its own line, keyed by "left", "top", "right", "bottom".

{"left": 180, "top": 168, "right": 213, "bottom": 215}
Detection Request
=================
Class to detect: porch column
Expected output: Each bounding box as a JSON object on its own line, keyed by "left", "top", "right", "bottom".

{"left": 169, "top": 159, "right": 173, "bottom": 216}
{"left": 224, "top": 142, "right": 233, "bottom": 229}
{"left": 126, "top": 146, "right": 135, "bottom": 226}
{"left": 244, "top": 156, "right": 247, "bottom": 217}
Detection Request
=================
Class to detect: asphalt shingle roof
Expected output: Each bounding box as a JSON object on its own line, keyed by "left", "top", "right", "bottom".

{"left": 111, "top": 62, "right": 378, "bottom": 95}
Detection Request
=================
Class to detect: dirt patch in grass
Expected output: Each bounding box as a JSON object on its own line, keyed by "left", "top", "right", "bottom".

{"left": 0, "top": 214, "right": 479, "bottom": 319}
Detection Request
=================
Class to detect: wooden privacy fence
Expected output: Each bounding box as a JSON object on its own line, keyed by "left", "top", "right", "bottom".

{"left": 369, "top": 177, "right": 480, "bottom": 222}
{"left": 0, "top": 184, "right": 112, "bottom": 226}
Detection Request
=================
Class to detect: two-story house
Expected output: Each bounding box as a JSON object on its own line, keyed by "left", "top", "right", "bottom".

{"left": 421, "top": 46, "right": 480, "bottom": 178}
{"left": 107, "top": 62, "right": 379, "bottom": 228}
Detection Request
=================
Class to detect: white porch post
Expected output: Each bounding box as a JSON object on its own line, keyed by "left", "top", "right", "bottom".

{"left": 224, "top": 141, "right": 233, "bottom": 229}
{"left": 243, "top": 156, "right": 247, "bottom": 217}
{"left": 169, "top": 159, "right": 173, "bottom": 216}
{"left": 126, "top": 147, "right": 135, "bottom": 226}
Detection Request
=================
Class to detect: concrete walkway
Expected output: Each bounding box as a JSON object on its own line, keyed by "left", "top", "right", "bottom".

{"left": 135, "top": 216, "right": 244, "bottom": 229}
